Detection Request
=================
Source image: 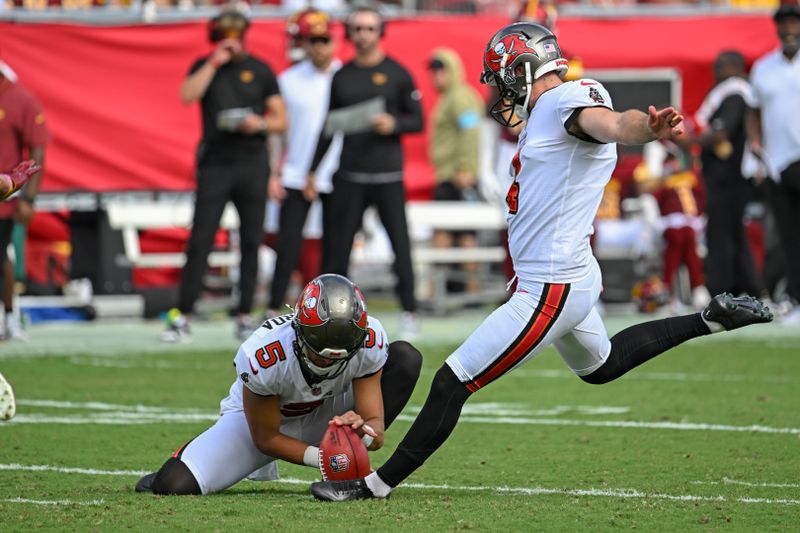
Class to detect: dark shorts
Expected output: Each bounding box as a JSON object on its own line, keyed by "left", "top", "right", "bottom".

{"left": 433, "top": 181, "right": 478, "bottom": 239}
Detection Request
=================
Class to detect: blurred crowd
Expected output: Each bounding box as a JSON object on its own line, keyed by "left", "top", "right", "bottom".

{"left": 0, "top": 0, "right": 784, "bottom": 13}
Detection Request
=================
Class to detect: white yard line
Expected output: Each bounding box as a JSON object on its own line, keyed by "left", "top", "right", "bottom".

{"left": 511, "top": 368, "right": 800, "bottom": 385}
{"left": 1, "top": 497, "right": 105, "bottom": 506}
{"left": 16, "top": 399, "right": 210, "bottom": 413}
{"left": 3, "top": 399, "right": 798, "bottom": 434}
{"left": 395, "top": 414, "right": 800, "bottom": 435}
{"left": 1, "top": 464, "right": 797, "bottom": 506}
{"left": 692, "top": 478, "right": 800, "bottom": 489}
{"left": 0, "top": 463, "right": 148, "bottom": 476}
{"left": 5, "top": 413, "right": 219, "bottom": 425}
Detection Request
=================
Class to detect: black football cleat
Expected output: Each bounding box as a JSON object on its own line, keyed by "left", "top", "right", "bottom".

{"left": 702, "top": 293, "right": 773, "bottom": 331}
{"left": 135, "top": 472, "right": 156, "bottom": 493}
{"left": 310, "top": 478, "right": 378, "bottom": 501}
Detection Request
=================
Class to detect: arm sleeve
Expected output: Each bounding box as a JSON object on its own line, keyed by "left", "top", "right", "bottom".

{"left": 394, "top": 67, "right": 423, "bottom": 134}
{"left": 748, "top": 67, "right": 762, "bottom": 108}
{"left": 710, "top": 94, "right": 746, "bottom": 136}
{"left": 262, "top": 65, "right": 281, "bottom": 99}
{"left": 233, "top": 347, "right": 279, "bottom": 397}
{"left": 558, "top": 80, "right": 614, "bottom": 143}
{"left": 354, "top": 322, "right": 390, "bottom": 378}
{"left": 453, "top": 92, "right": 481, "bottom": 174}
{"left": 188, "top": 57, "right": 207, "bottom": 76}
{"left": 20, "top": 92, "right": 50, "bottom": 148}
{"left": 309, "top": 73, "right": 342, "bottom": 172}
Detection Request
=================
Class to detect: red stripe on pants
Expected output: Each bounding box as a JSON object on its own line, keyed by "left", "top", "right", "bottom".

{"left": 466, "top": 284, "right": 566, "bottom": 392}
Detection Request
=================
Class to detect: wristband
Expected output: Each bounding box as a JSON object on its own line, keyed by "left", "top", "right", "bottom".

{"left": 361, "top": 424, "right": 375, "bottom": 448}
{"left": 208, "top": 58, "right": 223, "bottom": 69}
{"left": 303, "top": 445, "right": 320, "bottom": 468}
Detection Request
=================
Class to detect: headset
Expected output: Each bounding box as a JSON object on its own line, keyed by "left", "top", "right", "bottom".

{"left": 208, "top": 11, "right": 250, "bottom": 44}
{"left": 344, "top": 5, "right": 386, "bottom": 41}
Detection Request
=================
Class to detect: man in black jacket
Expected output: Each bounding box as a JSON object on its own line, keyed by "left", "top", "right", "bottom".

{"left": 162, "top": 10, "right": 287, "bottom": 343}
{"left": 694, "top": 51, "right": 759, "bottom": 298}
{"left": 309, "top": 6, "right": 423, "bottom": 339}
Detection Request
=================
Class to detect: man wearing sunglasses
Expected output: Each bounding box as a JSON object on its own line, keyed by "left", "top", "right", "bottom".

{"left": 162, "top": 9, "right": 288, "bottom": 344}
{"left": 309, "top": 6, "right": 424, "bottom": 340}
{"left": 136, "top": 273, "right": 422, "bottom": 495}
{"left": 266, "top": 9, "right": 343, "bottom": 319}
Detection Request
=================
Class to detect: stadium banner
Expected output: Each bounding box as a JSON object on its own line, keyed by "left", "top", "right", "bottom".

{"left": 0, "top": 15, "right": 778, "bottom": 196}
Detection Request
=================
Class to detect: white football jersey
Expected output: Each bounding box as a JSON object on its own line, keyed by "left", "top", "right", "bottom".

{"left": 508, "top": 79, "right": 617, "bottom": 283}
{"left": 220, "top": 314, "right": 389, "bottom": 418}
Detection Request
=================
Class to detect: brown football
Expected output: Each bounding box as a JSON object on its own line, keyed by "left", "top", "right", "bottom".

{"left": 318, "top": 422, "right": 371, "bottom": 481}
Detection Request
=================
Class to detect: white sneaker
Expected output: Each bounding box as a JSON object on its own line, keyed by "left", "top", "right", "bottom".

{"left": 691, "top": 285, "right": 712, "bottom": 310}
{"left": 781, "top": 306, "right": 800, "bottom": 326}
{"left": 397, "top": 312, "right": 420, "bottom": 341}
{"left": 159, "top": 308, "right": 191, "bottom": 343}
{"left": 0, "top": 372, "right": 16, "bottom": 421}
{"left": 4, "top": 313, "right": 27, "bottom": 341}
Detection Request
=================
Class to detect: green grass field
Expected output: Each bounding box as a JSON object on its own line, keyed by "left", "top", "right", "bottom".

{"left": 1, "top": 313, "right": 798, "bottom": 532}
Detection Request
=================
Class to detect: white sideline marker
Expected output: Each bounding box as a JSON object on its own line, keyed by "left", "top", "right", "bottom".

{"left": 1, "top": 464, "right": 798, "bottom": 506}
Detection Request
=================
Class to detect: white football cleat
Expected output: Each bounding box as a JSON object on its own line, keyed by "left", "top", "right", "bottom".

{"left": 0, "top": 372, "right": 16, "bottom": 421}
{"left": 4, "top": 313, "right": 28, "bottom": 341}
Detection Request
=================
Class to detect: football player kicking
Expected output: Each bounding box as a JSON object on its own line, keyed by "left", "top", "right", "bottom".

{"left": 310, "top": 22, "right": 773, "bottom": 501}
{"left": 135, "top": 274, "right": 421, "bottom": 495}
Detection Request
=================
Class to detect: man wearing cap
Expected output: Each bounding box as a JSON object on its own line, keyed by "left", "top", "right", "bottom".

{"left": 309, "top": 6, "right": 424, "bottom": 340}
{"left": 748, "top": 0, "right": 800, "bottom": 323}
{"left": 266, "top": 9, "right": 342, "bottom": 317}
{"left": 162, "top": 9, "right": 288, "bottom": 343}
{"left": 428, "top": 48, "right": 485, "bottom": 297}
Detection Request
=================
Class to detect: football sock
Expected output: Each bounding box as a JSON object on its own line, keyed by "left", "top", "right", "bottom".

{"left": 377, "top": 364, "right": 472, "bottom": 488}
{"left": 381, "top": 341, "right": 423, "bottom": 428}
{"left": 365, "top": 471, "right": 393, "bottom": 498}
{"left": 581, "top": 313, "right": 710, "bottom": 385}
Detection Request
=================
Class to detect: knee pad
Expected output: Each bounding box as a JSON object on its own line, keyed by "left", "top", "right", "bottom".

{"left": 151, "top": 457, "right": 202, "bottom": 495}
{"left": 386, "top": 341, "right": 423, "bottom": 383}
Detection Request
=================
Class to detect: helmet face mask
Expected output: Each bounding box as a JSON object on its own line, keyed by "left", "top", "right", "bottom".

{"left": 292, "top": 274, "right": 369, "bottom": 381}
{"left": 481, "top": 22, "right": 569, "bottom": 127}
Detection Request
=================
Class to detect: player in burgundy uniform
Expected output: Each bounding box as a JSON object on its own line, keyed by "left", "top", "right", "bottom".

{"left": 135, "top": 274, "right": 421, "bottom": 495}
{"left": 650, "top": 157, "right": 710, "bottom": 308}
{"left": 310, "top": 22, "right": 773, "bottom": 502}
{"left": 0, "top": 161, "right": 38, "bottom": 420}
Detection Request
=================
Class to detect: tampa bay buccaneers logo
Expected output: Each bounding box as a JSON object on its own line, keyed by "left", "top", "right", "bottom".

{"left": 298, "top": 280, "right": 325, "bottom": 327}
{"left": 485, "top": 34, "right": 539, "bottom": 85}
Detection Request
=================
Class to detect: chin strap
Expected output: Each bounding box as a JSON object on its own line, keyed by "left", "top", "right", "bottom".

{"left": 513, "top": 62, "right": 533, "bottom": 122}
